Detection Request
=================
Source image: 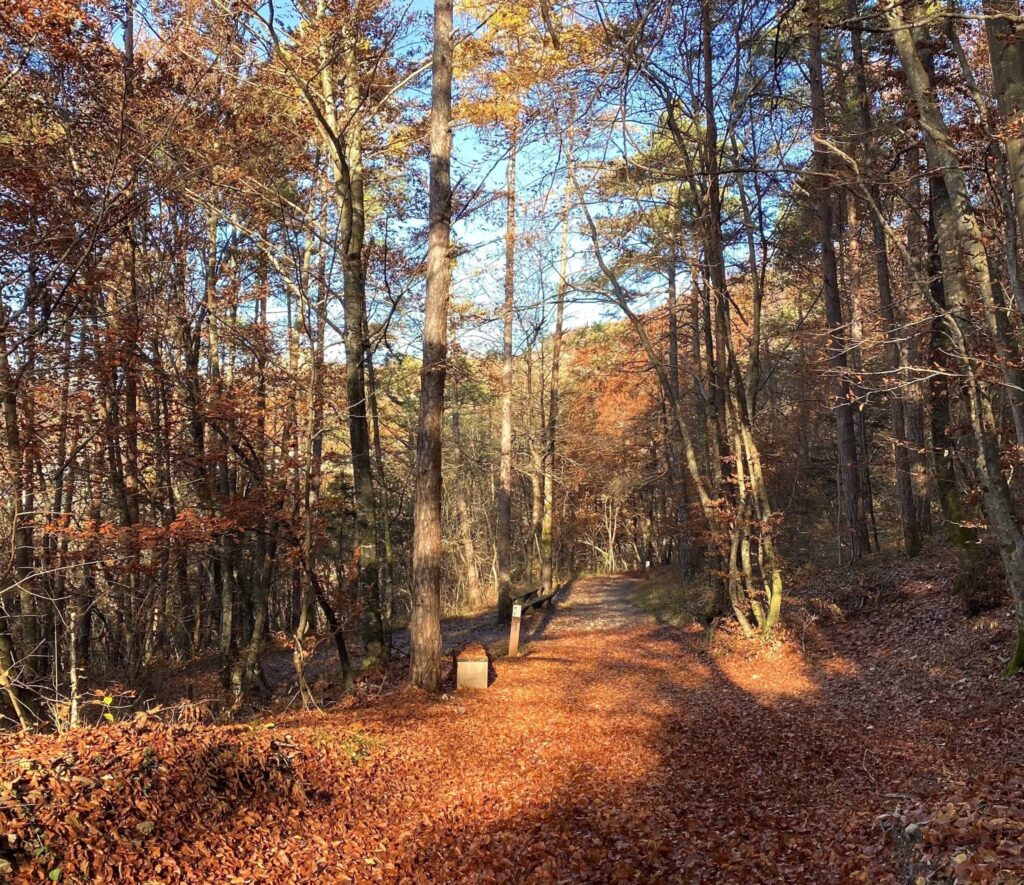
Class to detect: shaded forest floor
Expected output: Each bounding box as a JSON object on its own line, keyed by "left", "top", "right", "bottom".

{"left": 2, "top": 555, "right": 1023, "bottom": 882}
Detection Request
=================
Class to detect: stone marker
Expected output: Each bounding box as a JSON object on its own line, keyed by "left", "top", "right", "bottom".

{"left": 456, "top": 643, "right": 489, "bottom": 690}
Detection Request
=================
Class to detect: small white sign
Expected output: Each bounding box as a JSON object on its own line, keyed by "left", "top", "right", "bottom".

{"left": 512, "top": 604, "right": 522, "bottom": 619}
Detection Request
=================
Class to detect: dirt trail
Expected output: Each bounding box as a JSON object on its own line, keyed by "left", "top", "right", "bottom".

{"left": 3, "top": 572, "right": 1022, "bottom": 882}
{"left": 538, "top": 574, "right": 651, "bottom": 634}
{"left": 287, "top": 573, "right": 1018, "bottom": 882}
{"left": 260, "top": 575, "right": 643, "bottom": 705}
{"left": 389, "top": 574, "right": 651, "bottom": 659}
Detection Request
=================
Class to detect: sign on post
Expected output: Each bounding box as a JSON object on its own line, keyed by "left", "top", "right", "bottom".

{"left": 509, "top": 604, "right": 523, "bottom": 657}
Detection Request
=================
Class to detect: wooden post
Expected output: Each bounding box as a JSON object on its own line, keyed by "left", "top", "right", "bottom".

{"left": 508, "top": 603, "right": 522, "bottom": 657}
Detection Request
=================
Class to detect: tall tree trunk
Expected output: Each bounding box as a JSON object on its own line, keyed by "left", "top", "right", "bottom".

{"left": 410, "top": 0, "right": 453, "bottom": 692}
{"left": 229, "top": 276, "right": 275, "bottom": 706}
{"left": 665, "top": 235, "right": 689, "bottom": 575}
{"left": 699, "top": 3, "right": 732, "bottom": 497}
{"left": 927, "top": 179, "right": 983, "bottom": 597}
{"left": 315, "top": 1, "right": 383, "bottom": 667}
{"left": 452, "top": 406, "right": 484, "bottom": 607}
{"left": 891, "top": 5, "right": 1024, "bottom": 670}
{"left": 808, "top": 0, "right": 870, "bottom": 560}
{"left": 848, "top": 0, "right": 923, "bottom": 555}
{"left": 889, "top": 1, "right": 1024, "bottom": 445}
{"left": 364, "top": 312, "right": 394, "bottom": 647}
{"left": 342, "top": 54, "right": 383, "bottom": 670}
{"left": 985, "top": 0, "right": 1024, "bottom": 271}
{"left": 540, "top": 184, "right": 569, "bottom": 595}
{"left": 904, "top": 146, "right": 933, "bottom": 539}
{"left": 526, "top": 340, "right": 544, "bottom": 584}
{"left": 0, "top": 305, "right": 40, "bottom": 702}
{"left": 205, "top": 211, "right": 237, "bottom": 676}
{"left": 497, "top": 128, "right": 517, "bottom": 622}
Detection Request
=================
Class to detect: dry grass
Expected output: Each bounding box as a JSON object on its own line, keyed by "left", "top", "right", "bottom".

{"left": 631, "top": 566, "right": 717, "bottom": 627}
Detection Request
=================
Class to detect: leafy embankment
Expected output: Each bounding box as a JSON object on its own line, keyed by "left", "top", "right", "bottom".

{"left": 1, "top": 560, "right": 1022, "bottom": 882}
{"left": 0, "top": 719, "right": 368, "bottom": 881}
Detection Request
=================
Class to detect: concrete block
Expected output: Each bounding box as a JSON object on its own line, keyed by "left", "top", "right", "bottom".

{"left": 456, "top": 643, "right": 489, "bottom": 690}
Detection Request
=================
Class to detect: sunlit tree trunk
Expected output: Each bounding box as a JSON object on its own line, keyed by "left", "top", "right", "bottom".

{"left": 410, "top": 0, "right": 453, "bottom": 692}
{"left": 808, "top": 0, "right": 870, "bottom": 561}
{"left": 541, "top": 184, "right": 569, "bottom": 595}
{"left": 497, "top": 128, "right": 517, "bottom": 621}
{"left": 891, "top": 5, "right": 1024, "bottom": 670}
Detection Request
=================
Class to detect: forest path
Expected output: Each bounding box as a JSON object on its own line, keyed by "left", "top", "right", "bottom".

{"left": 243, "top": 574, "right": 989, "bottom": 881}
{"left": 259, "top": 574, "right": 647, "bottom": 698}
{"left": 8, "top": 573, "right": 1021, "bottom": 882}
{"left": 389, "top": 572, "right": 652, "bottom": 661}
{"left": 529, "top": 573, "right": 652, "bottom": 635}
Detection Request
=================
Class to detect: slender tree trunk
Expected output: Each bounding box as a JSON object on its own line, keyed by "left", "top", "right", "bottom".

{"left": 365, "top": 313, "right": 394, "bottom": 646}
{"left": 891, "top": 7, "right": 1024, "bottom": 670}
{"left": 808, "top": 0, "right": 870, "bottom": 560}
{"left": 315, "top": 2, "right": 383, "bottom": 666}
{"left": 526, "top": 341, "right": 544, "bottom": 584}
{"left": 540, "top": 184, "right": 569, "bottom": 595}
{"left": 890, "top": 1, "right": 1024, "bottom": 445}
{"left": 848, "top": 0, "right": 923, "bottom": 554}
{"left": 497, "top": 128, "right": 517, "bottom": 622}
{"left": 699, "top": 4, "right": 732, "bottom": 499}
{"left": 665, "top": 243, "right": 689, "bottom": 575}
{"left": 0, "top": 306, "right": 40, "bottom": 702}
{"left": 229, "top": 278, "right": 275, "bottom": 706}
{"left": 453, "top": 406, "right": 484, "bottom": 608}
{"left": 985, "top": 0, "right": 1024, "bottom": 270}
{"left": 927, "top": 181, "right": 983, "bottom": 596}
{"left": 410, "top": 0, "right": 453, "bottom": 692}
{"left": 904, "top": 146, "right": 933, "bottom": 538}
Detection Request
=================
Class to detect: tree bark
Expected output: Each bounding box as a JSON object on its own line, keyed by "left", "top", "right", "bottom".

{"left": 927, "top": 180, "right": 983, "bottom": 596}
{"left": 848, "top": 0, "right": 924, "bottom": 555}
{"left": 452, "top": 404, "right": 484, "bottom": 608}
{"left": 985, "top": 0, "right": 1024, "bottom": 272}
{"left": 410, "top": 0, "right": 453, "bottom": 692}
{"left": 808, "top": 0, "right": 870, "bottom": 560}
{"left": 315, "top": 0, "right": 383, "bottom": 667}
{"left": 497, "top": 128, "right": 517, "bottom": 622}
{"left": 891, "top": 6, "right": 1024, "bottom": 670}
{"left": 541, "top": 183, "right": 570, "bottom": 595}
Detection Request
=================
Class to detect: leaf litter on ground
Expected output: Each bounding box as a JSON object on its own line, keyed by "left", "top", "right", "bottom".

{"left": 1, "top": 556, "right": 1022, "bottom": 883}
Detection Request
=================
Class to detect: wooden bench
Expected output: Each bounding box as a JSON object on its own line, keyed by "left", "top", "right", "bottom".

{"left": 507, "top": 582, "right": 566, "bottom": 657}
{"left": 509, "top": 585, "right": 558, "bottom": 614}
